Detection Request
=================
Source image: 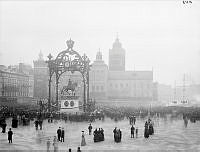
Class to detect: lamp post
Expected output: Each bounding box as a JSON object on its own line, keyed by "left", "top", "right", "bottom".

{"left": 87, "top": 58, "right": 90, "bottom": 104}
{"left": 47, "top": 53, "right": 53, "bottom": 113}
{"left": 82, "top": 54, "right": 90, "bottom": 112}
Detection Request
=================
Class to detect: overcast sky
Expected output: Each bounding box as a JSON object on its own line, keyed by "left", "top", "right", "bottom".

{"left": 0, "top": 1, "right": 200, "bottom": 86}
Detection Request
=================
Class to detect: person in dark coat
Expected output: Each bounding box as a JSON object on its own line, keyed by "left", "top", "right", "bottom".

{"left": 131, "top": 125, "right": 135, "bottom": 138}
{"left": 12, "top": 117, "right": 18, "bottom": 128}
{"left": 61, "top": 128, "right": 65, "bottom": 142}
{"left": 8, "top": 128, "right": 13, "bottom": 143}
{"left": 50, "top": 113, "right": 53, "bottom": 123}
{"left": 57, "top": 127, "right": 61, "bottom": 141}
{"left": 149, "top": 123, "right": 154, "bottom": 135}
{"left": 93, "top": 128, "right": 98, "bottom": 142}
{"left": 77, "top": 146, "right": 81, "bottom": 152}
{"left": 34, "top": 120, "right": 38, "bottom": 130}
{"left": 38, "top": 119, "right": 43, "bottom": 130}
{"left": 113, "top": 127, "right": 117, "bottom": 140}
{"left": 88, "top": 124, "right": 92, "bottom": 135}
{"left": 144, "top": 121, "right": 149, "bottom": 138}
{"left": 1, "top": 121, "right": 7, "bottom": 133}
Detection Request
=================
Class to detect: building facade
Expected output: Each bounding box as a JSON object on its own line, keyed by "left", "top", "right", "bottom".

{"left": 32, "top": 38, "right": 156, "bottom": 106}
{"left": 33, "top": 51, "right": 48, "bottom": 99}
{"left": 89, "top": 38, "right": 155, "bottom": 106}
{"left": 89, "top": 51, "right": 108, "bottom": 100}
{"left": 0, "top": 64, "right": 34, "bottom": 104}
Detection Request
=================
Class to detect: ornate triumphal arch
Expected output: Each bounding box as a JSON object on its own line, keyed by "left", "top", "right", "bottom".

{"left": 46, "top": 39, "right": 90, "bottom": 112}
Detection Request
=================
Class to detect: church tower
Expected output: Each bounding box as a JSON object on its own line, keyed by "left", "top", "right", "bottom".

{"left": 109, "top": 37, "right": 125, "bottom": 71}
{"left": 89, "top": 50, "right": 108, "bottom": 99}
{"left": 33, "top": 51, "right": 48, "bottom": 98}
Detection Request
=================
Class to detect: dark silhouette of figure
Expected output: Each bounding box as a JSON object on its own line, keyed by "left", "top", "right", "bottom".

{"left": 61, "top": 128, "right": 65, "bottom": 142}
{"left": 34, "top": 120, "right": 39, "bottom": 130}
{"left": 49, "top": 113, "right": 53, "bottom": 123}
{"left": 144, "top": 121, "right": 149, "bottom": 138}
{"left": 88, "top": 124, "right": 92, "bottom": 135}
{"left": 77, "top": 146, "right": 81, "bottom": 152}
{"left": 93, "top": 128, "right": 104, "bottom": 142}
{"left": 184, "top": 118, "right": 188, "bottom": 127}
{"left": 38, "top": 119, "right": 43, "bottom": 130}
{"left": 12, "top": 117, "right": 18, "bottom": 128}
{"left": 136, "top": 127, "right": 138, "bottom": 138}
{"left": 149, "top": 123, "right": 154, "bottom": 135}
{"left": 57, "top": 127, "right": 61, "bottom": 141}
{"left": 129, "top": 116, "right": 133, "bottom": 125}
{"left": 8, "top": 128, "right": 13, "bottom": 143}
{"left": 131, "top": 125, "right": 135, "bottom": 138}
{"left": 1, "top": 121, "right": 7, "bottom": 133}
{"left": 114, "top": 128, "right": 122, "bottom": 143}
{"left": 133, "top": 116, "right": 136, "bottom": 125}
{"left": 113, "top": 127, "right": 117, "bottom": 140}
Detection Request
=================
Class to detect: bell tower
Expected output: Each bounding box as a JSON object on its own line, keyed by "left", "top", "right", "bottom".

{"left": 109, "top": 36, "right": 125, "bottom": 71}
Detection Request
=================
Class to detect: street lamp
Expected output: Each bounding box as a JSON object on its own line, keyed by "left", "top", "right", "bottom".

{"left": 47, "top": 53, "right": 54, "bottom": 113}
{"left": 82, "top": 54, "right": 91, "bottom": 112}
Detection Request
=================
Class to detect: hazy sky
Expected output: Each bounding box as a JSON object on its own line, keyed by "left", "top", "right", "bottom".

{"left": 0, "top": 1, "right": 200, "bottom": 86}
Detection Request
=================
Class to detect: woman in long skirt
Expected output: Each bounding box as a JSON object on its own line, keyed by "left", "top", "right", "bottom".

{"left": 81, "top": 131, "right": 86, "bottom": 146}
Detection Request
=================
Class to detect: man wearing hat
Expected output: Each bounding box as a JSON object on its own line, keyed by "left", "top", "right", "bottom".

{"left": 61, "top": 128, "right": 65, "bottom": 142}
{"left": 57, "top": 127, "right": 61, "bottom": 141}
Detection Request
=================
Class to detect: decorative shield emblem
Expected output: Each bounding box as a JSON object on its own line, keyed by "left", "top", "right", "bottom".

{"left": 64, "top": 101, "right": 69, "bottom": 107}
{"left": 70, "top": 101, "right": 74, "bottom": 107}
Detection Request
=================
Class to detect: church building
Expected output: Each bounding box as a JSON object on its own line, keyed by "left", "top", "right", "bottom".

{"left": 89, "top": 37, "right": 154, "bottom": 105}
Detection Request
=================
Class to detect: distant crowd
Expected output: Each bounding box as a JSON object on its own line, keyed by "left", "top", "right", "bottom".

{"left": 1, "top": 104, "right": 200, "bottom": 152}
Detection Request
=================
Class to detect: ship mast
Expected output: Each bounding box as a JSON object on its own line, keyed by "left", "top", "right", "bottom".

{"left": 183, "top": 74, "right": 186, "bottom": 101}
{"left": 174, "top": 81, "right": 176, "bottom": 101}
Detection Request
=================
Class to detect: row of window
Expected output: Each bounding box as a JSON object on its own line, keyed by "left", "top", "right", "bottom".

{"left": 91, "top": 85, "right": 104, "bottom": 92}
{"left": 92, "top": 70, "right": 105, "bottom": 73}
{"left": 109, "top": 83, "right": 151, "bottom": 89}
{"left": 0, "top": 73, "right": 29, "bottom": 79}
{"left": 0, "top": 91, "right": 29, "bottom": 97}
{"left": 0, "top": 78, "right": 29, "bottom": 86}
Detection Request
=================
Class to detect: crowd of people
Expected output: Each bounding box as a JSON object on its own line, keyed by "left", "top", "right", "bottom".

{"left": 144, "top": 118, "right": 154, "bottom": 138}
{"left": 1, "top": 104, "right": 200, "bottom": 151}
{"left": 113, "top": 127, "right": 122, "bottom": 142}
{"left": 93, "top": 128, "right": 104, "bottom": 142}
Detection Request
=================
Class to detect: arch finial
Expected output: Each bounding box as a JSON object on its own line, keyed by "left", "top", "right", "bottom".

{"left": 66, "top": 39, "right": 74, "bottom": 49}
